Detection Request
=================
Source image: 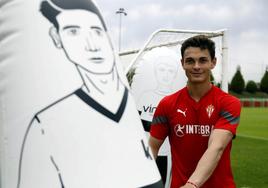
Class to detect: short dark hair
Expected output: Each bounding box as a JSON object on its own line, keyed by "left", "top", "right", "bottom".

{"left": 181, "top": 35, "right": 215, "bottom": 59}
{"left": 40, "top": 0, "right": 107, "bottom": 31}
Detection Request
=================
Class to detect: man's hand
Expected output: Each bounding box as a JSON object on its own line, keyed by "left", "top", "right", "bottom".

{"left": 183, "top": 129, "right": 233, "bottom": 187}
{"left": 180, "top": 182, "right": 198, "bottom": 188}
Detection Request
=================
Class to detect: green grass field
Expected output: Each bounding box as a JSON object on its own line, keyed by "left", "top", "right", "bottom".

{"left": 232, "top": 107, "right": 268, "bottom": 188}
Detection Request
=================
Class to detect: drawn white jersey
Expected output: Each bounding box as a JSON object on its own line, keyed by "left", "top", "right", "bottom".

{"left": 19, "top": 88, "right": 160, "bottom": 188}
{"left": 138, "top": 91, "right": 170, "bottom": 156}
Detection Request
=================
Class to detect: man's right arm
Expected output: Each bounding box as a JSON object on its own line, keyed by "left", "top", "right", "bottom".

{"left": 149, "top": 136, "right": 164, "bottom": 159}
{"left": 18, "top": 117, "right": 60, "bottom": 188}
{"left": 148, "top": 98, "right": 169, "bottom": 160}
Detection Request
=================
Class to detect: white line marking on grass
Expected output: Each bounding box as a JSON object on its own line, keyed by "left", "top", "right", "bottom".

{"left": 237, "top": 134, "right": 268, "bottom": 141}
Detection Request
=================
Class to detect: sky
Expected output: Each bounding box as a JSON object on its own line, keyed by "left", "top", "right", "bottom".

{"left": 97, "top": 0, "right": 268, "bottom": 82}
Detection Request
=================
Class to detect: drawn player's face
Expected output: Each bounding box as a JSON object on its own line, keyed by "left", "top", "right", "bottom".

{"left": 52, "top": 10, "right": 114, "bottom": 74}
{"left": 155, "top": 60, "right": 178, "bottom": 86}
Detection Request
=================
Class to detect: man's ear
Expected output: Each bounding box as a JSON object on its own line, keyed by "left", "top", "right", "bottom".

{"left": 211, "top": 57, "right": 217, "bottom": 69}
{"left": 49, "top": 27, "right": 62, "bottom": 49}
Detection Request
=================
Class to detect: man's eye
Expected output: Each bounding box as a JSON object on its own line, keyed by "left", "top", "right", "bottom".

{"left": 67, "top": 28, "right": 79, "bottom": 36}
{"left": 186, "top": 59, "right": 194, "bottom": 64}
{"left": 200, "top": 59, "right": 208, "bottom": 64}
{"left": 168, "top": 69, "right": 175, "bottom": 74}
{"left": 94, "top": 29, "right": 103, "bottom": 36}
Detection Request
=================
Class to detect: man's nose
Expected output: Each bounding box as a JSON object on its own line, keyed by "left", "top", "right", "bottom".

{"left": 193, "top": 61, "right": 201, "bottom": 69}
{"left": 85, "top": 33, "right": 100, "bottom": 52}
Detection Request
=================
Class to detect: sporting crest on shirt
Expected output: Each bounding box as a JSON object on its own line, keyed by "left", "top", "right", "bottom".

{"left": 206, "top": 104, "right": 214, "bottom": 118}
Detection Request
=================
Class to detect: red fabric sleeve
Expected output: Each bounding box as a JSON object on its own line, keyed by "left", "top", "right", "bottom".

{"left": 214, "top": 95, "right": 241, "bottom": 135}
{"left": 150, "top": 97, "right": 169, "bottom": 140}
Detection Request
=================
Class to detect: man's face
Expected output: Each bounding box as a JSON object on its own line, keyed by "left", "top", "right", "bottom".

{"left": 181, "top": 47, "right": 216, "bottom": 84}
{"left": 155, "top": 61, "right": 178, "bottom": 86}
{"left": 55, "top": 10, "right": 114, "bottom": 74}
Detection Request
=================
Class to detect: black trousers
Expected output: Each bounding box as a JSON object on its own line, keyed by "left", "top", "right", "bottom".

{"left": 156, "top": 156, "right": 168, "bottom": 185}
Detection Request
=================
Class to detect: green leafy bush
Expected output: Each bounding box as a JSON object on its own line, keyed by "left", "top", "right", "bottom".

{"left": 246, "top": 80, "right": 258, "bottom": 93}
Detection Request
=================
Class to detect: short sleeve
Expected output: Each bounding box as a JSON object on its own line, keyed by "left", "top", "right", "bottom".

{"left": 19, "top": 117, "right": 60, "bottom": 188}
{"left": 150, "top": 97, "right": 169, "bottom": 140}
{"left": 214, "top": 95, "right": 241, "bottom": 136}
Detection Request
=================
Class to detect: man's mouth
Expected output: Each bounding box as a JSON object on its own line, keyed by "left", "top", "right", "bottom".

{"left": 89, "top": 57, "right": 104, "bottom": 63}
{"left": 191, "top": 72, "right": 203, "bottom": 77}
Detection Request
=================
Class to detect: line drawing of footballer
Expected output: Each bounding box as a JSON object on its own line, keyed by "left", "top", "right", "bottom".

{"left": 17, "top": 0, "right": 162, "bottom": 187}
{"left": 135, "top": 48, "right": 183, "bottom": 187}
{"left": 137, "top": 49, "right": 180, "bottom": 122}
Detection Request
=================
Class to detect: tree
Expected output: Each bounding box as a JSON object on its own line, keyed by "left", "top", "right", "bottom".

{"left": 126, "top": 67, "right": 136, "bottom": 87}
{"left": 210, "top": 72, "right": 215, "bottom": 84}
{"left": 230, "top": 65, "right": 245, "bottom": 94}
{"left": 210, "top": 71, "right": 221, "bottom": 87}
{"left": 260, "top": 67, "right": 268, "bottom": 93}
{"left": 210, "top": 72, "right": 215, "bottom": 85}
{"left": 246, "top": 80, "right": 258, "bottom": 93}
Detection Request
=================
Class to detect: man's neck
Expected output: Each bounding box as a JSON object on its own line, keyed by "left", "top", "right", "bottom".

{"left": 77, "top": 66, "right": 125, "bottom": 113}
{"left": 187, "top": 82, "right": 212, "bottom": 102}
{"left": 78, "top": 67, "right": 119, "bottom": 94}
{"left": 155, "top": 85, "right": 172, "bottom": 96}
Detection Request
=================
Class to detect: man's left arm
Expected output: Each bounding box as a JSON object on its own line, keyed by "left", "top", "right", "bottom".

{"left": 180, "top": 129, "right": 233, "bottom": 188}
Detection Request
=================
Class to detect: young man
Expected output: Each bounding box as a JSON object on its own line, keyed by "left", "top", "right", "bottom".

{"left": 17, "top": 0, "right": 162, "bottom": 187}
{"left": 149, "top": 35, "right": 241, "bottom": 188}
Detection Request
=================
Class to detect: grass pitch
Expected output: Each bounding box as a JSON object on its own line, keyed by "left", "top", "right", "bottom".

{"left": 232, "top": 107, "right": 268, "bottom": 188}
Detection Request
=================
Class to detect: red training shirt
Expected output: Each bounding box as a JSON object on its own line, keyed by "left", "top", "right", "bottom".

{"left": 150, "top": 85, "right": 241, "bottom": 188}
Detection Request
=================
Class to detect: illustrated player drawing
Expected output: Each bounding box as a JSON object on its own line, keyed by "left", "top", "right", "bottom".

{"left": 17, "top": 0, "right": 162, "bottom": 188}
{"left": 137, "top": 49, "right": 180, "bottom": 123}
{"left": 136, "top": 48, "right": 183, "bottom": 186}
